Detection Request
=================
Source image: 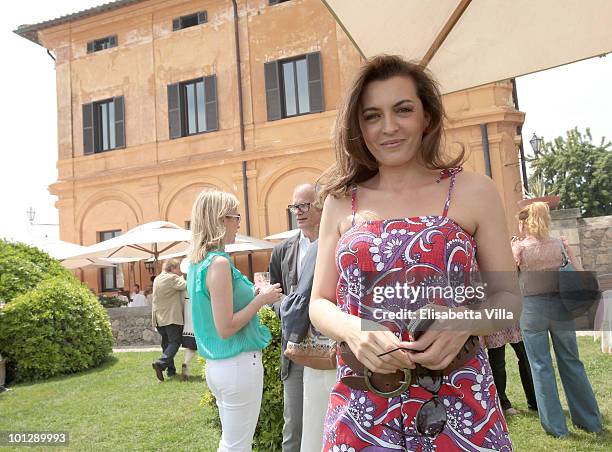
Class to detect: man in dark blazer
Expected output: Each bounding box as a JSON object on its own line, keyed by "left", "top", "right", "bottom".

{"left": 269, "top": 183, "right": 321, "bottom": 452}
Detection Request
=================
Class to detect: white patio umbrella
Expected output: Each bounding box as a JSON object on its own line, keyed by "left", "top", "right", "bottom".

{"left": 322, "top": 0, "right": 612, "bottom": 94}
{"left": 65, "top": 221, "right": 268, "bottom": 263}
{"left": 158, "top": 235, "right": 275, "bottom": 261}
{"left": 28, "top": 239, "right": 118, "bottom": 269}
{"left": 178, "top": 236, "right": 277, "bottom": 274}
{"left": 69, "top": 221, "right": 191, "bottom": 262}
{"left": 264, "top": 229, "right": 300, "bottom": 241}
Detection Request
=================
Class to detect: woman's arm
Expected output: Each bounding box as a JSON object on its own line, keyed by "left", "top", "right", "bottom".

{"left": 561, "top": 236, "right": 584, "bottom": 271}
{"left": 511, "top": 238, "right": 523, "bottom": 267}
{"left": 207, "top": 256, "right": 281, "bottom": 339}
{"left": 310, "top": 195, "right": 413, "bottom": 373}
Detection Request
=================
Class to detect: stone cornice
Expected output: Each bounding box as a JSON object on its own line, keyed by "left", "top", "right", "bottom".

{"left": 49, "top": 140, "right": 333, "bottom": 194}
{"left": 447, "top": 107, "right": 524, "bottom": 129}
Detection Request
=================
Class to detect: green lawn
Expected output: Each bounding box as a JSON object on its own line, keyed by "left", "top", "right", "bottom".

{"left": 504, "top": 336, "right": 611, "bottom": 451}
{"left": 0, "top": 351, "right": 219, "bottom": 451}
{"left": 1, "top": 338, "right": 610, "bottom": 451}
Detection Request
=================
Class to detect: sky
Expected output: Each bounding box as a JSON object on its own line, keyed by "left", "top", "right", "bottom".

{"left": 1, "top": 1, "right": 610, "bottom": 244}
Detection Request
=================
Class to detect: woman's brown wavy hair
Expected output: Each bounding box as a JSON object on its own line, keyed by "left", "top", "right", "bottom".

{"left": 319, "top": 55, "right": 463, "bottom": 201}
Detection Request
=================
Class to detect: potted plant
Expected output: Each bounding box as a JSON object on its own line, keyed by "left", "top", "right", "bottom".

{"left": 517, "top": 176, "right": 560, "bottom": 210}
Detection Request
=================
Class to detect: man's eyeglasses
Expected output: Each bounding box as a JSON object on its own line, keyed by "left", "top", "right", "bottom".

{"left": 287, "top": 202, "right": 311, "bottom": 214}
{"left": 225, "top": 213, "right": 241, "bottom": 221}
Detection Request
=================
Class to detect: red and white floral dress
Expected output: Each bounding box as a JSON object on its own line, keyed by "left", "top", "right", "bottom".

{"left": 323, "top": 168, "right": 512, "bottom": 451}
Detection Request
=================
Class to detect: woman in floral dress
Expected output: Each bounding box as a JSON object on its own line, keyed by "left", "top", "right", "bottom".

{"left": 310, "top": 55, "right": 522, "bottom": 451}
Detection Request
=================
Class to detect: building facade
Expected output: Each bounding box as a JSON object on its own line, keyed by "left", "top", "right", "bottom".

{"left": 17, "top": 0, "right": 525, "bottom": 293}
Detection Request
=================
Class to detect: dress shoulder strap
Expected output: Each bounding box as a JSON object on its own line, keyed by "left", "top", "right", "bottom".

{"left": 436, "top": 167, "right": 463, "bottom": 217}
{"left": 350, "top": 185, "right": 358, "bottom": 227}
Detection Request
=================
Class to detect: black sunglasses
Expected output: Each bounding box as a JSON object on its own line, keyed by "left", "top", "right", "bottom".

{"left": 377, "top": 348, "right": 446, "bottom": 438}
{"left": 287, "top": 202, "right": 311, "bottom": 214}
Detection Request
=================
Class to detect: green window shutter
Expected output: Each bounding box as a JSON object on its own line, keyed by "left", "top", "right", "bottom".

{"left": 113, "top": 96, "right": 125, "bottom": 148}
{"left": 264, "top": 61, "right": 281, "bottom": 121}
{"left": 167, "top": 83, "right": 182, "bottom": 139}
{"left": 307, "top": 52, "right": 324, "bottom": 113}
{"left": 204, "top": 75, "right": 218, "bottom": 132}
{"left": 82, "top": 103, "right": 94, "bottom": 155}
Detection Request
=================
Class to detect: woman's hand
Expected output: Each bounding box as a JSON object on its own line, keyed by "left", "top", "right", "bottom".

{"left": 400, "top": 329, "right": 471, "bottom": 370}
{"left": 253, "top": 283, "right": 283, "bottom": 308}
{"left": 343, "top": 317, "right": 414, "bottom": 374}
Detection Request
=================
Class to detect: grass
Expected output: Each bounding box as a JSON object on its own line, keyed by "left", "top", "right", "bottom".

{"left": 0, "top": 351, "right": 219, "bottom": 451}
{"left": 1, "top": 338, "right": 610, "bottom": 451}
{"left": 504, "top": 336, "right": 611, "bottom": 451}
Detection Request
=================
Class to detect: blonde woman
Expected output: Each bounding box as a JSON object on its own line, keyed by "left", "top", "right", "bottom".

{"left": 187, "top": 190, "right": 282, "bottom": 452}
{"left": 513, "top": 202, "right": 602, "bottom": 437}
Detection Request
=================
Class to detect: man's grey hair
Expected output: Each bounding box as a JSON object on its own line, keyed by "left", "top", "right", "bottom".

{"left": 163, "top": 258, "right": 181, "bottom": 272}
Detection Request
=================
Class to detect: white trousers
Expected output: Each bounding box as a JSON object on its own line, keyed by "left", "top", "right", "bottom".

{"left": 205, "top": 351, "right": 264, "bottom": 452}
{"left": 300, "top": 367, "right": 337, "bottom": 452}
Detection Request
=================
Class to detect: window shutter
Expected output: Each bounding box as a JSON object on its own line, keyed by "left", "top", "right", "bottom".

{"left": 307, "top": 52, "right": 324, "bottom": 113}
{"left": 113, "top": 96, "right": 125, "bottom": 148}
{"left": 264, "top": 61, "right": 281, "bottom": 121}
{"left": 172, "top": 17, "right": 181, "bottom": 31}
{"left": 82, "top": 103, "right": 94, "bottom": 155}
{"left": 109, "top": 35, "right": 118, "bottom": 48}
{"left": 167, "top": 83, "right": 182, "bottom": 139}
{"left": 197, "top": 11, "right": 207, "bottom": 24}
{"left": 204, "top": 75, "right": 218, "bottom": 132}
{"left": 86, "top": 41, "right": 94, "bottom": 54}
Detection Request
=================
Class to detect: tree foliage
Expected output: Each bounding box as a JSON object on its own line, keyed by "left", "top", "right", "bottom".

{"left": 0, "top": 239, "right": 72, "bottom": 303}
{"left": 529, "top": 128, "right": 611, "bottom": 217}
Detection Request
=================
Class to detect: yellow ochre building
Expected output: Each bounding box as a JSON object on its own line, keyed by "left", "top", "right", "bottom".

{"left": 16, "top": 0, "right": 525, "bottom": 293}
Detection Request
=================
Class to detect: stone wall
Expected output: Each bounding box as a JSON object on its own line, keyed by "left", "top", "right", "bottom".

{"left": 106, "top": 306, "right": 160, "bottom": 347}
{"left": 551, "top": 209, "right": 612, "bottom": 275}
{"left": 581, "top": 216, "right": 612, "bottom": 275}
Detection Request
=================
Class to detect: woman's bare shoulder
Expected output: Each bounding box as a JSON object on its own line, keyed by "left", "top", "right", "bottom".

{"left": 323, "top": 192, "right": 352, "bottom": 211}
{"left": 208, "top": 255, "right": 231, "bottom": 271}
{"left": 323, "top": 193, "right": 352, "bottom": 234}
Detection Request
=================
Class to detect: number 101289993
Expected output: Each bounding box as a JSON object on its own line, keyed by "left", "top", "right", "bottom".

{"left": 1, "top": 431, "right": 69, "bottom": 445}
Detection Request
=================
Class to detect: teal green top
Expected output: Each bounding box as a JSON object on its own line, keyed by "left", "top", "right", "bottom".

{"left": 188, "top": 251, "right": 271, "bottom": 360}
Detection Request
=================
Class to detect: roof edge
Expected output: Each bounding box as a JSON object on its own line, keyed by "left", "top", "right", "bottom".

{"left": 13, "top": 0, "right": 147, "bottom": 46}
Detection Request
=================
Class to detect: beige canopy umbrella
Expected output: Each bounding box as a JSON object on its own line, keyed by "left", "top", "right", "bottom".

{"left": 29, "top": 239, "right": 119, "bottom": 269}
{"left": 264, "top": 229, "right": 300, "bottom": 241}
{"left": 64, "top": 221, "right": 265, "bottom": 264}
{"left": 159, "top": 235, "right": 276, "bottom": 261}
{"left": 67, "top": 221, "right": 191, "bottom": 262}
{"left": 322, "top": 0, "right": 612, "bottom": 94}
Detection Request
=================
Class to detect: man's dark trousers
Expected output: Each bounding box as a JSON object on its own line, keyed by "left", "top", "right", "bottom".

{"left": 156, "top": 324, "right": 183, "bottom": 374}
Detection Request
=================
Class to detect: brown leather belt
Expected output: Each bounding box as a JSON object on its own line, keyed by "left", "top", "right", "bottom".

{"left": 339, "top": 335, "right": 480, "bottom": 397}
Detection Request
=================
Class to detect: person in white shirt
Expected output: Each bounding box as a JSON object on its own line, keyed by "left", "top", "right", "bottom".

{"left": 129, "top": 284, "right": 148, "bottom": 307}
{"left": 269, "top": 183, "right": 335, "bottom": 452}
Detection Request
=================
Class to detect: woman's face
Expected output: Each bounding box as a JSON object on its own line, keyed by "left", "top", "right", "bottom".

{"left": 358, "top": 75, "right": 430, "bottom": 168}
{"left": 223, "top": 208, "right": 241, "bottom": 244}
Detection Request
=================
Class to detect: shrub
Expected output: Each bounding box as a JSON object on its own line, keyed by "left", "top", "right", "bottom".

{"left": 0, "top": 277, "right": 114, "bottom": 383}
{"left": 98, "top": 295, "right": 128, "bottom": 308}
{"left": 0, "top": 239, "right": 72, "bottom": 304}
{"left": 254, "top": 307, "right": 283, "bottom": 451}
{"left": 201, "top": 307, "right": 283, "bottom": 451}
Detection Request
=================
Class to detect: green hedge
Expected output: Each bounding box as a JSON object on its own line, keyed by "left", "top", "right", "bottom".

{"left": 201, "top": 307, "right": 283, "bottom": 451}
{"left": 0, "top": 239, "right": 71, "bottom": 304}
{"left": 98, "top": 295, "right": 129, "bottom": 308}
{"left": 0, "top": 277, "right": 114, "bottom": 383}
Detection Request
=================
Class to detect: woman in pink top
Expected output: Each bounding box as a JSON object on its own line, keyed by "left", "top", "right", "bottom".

{"left": 512, "top": 202, "right": 602, "bottom": 437}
